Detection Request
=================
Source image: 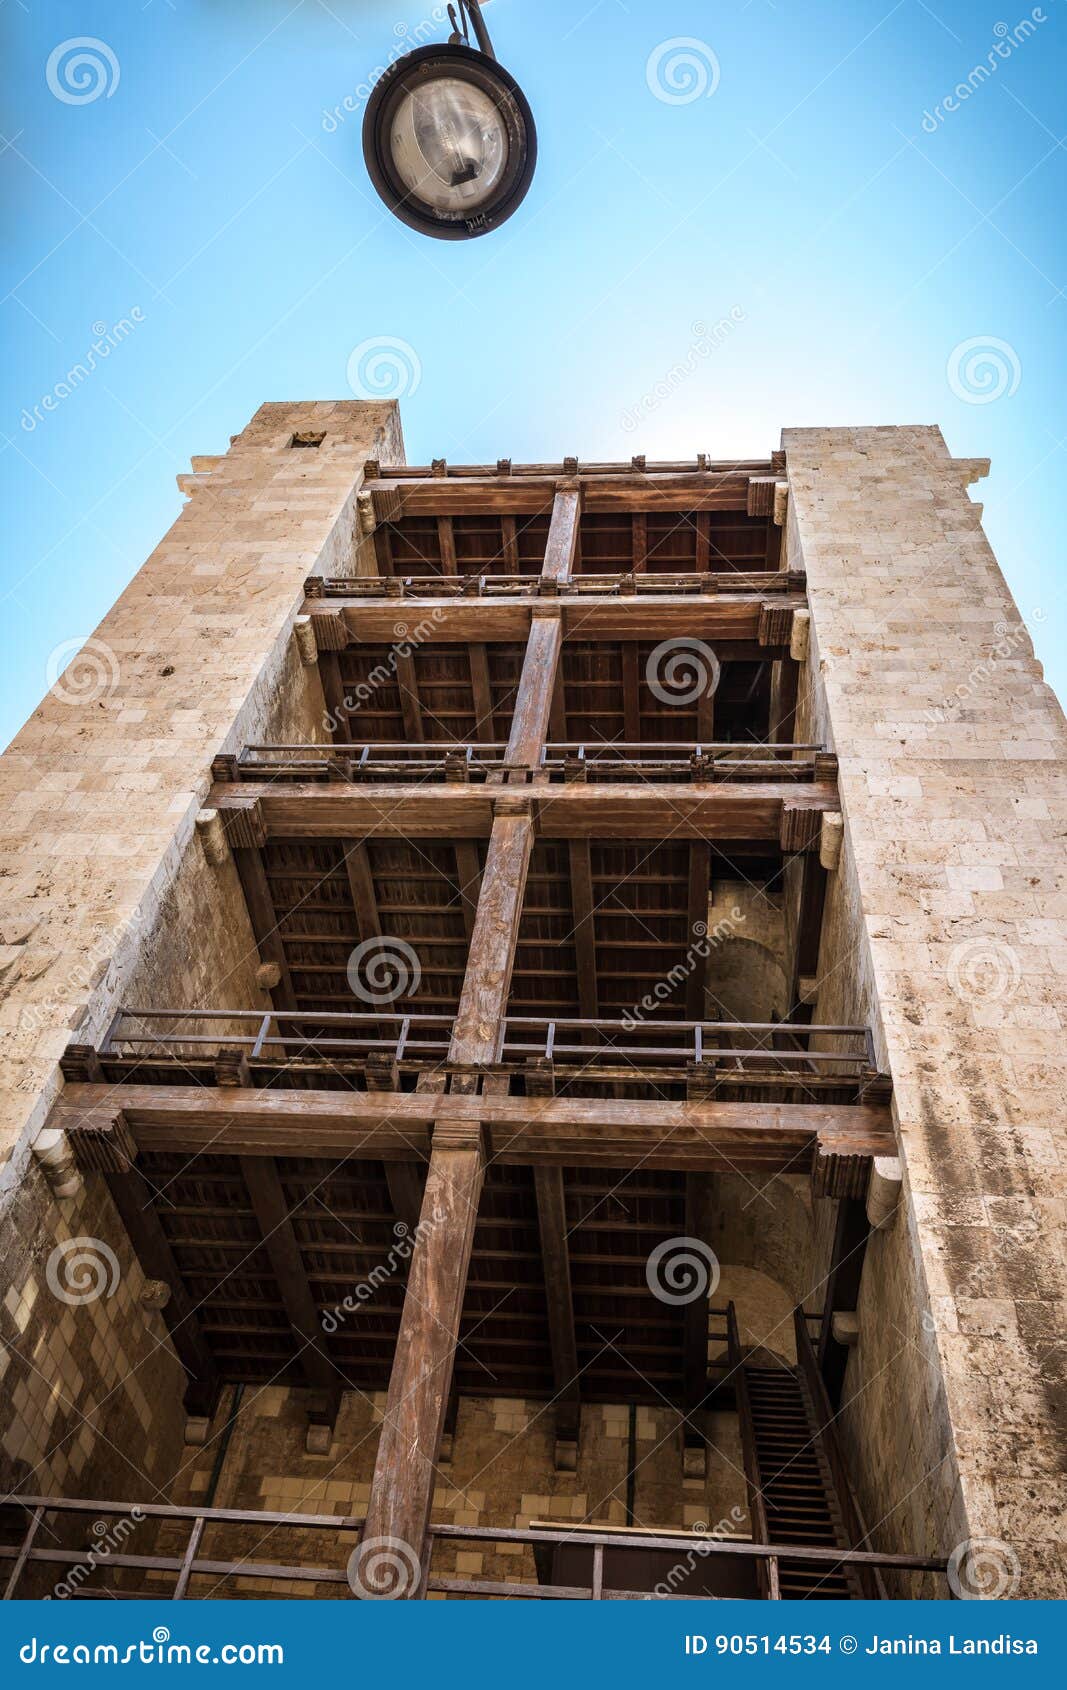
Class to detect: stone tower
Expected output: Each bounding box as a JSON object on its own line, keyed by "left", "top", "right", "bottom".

{"left": 0, "top": 406, "right": 1062, "bottom": 1601}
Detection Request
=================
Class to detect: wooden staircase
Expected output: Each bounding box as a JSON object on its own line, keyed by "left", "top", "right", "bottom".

{"left": 727, "top": 1304, "right": 885, "bottom": 1600}
{"left": 744, "top": 1361, "right": 863, "bottom": 1598}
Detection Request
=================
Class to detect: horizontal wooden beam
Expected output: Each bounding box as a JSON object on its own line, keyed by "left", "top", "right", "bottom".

{"left": 374, "top": 472, "right": 761, "bottom": 517}
{"left": 211, "top": 781, "right": 837, "bottom": 843}
{"left": 304, "top": 594, "right": 803, "bottom": 647}
{"left": 55, "top": 1084, "right": 892, "bottom": 1174}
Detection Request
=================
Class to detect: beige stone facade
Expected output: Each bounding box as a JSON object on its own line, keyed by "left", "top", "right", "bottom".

{"left": 0, "top": 409, "right": 1063, "bottom": 1601}
{"left": 787, "top": 424, "right": 1066, "bottom": 1596}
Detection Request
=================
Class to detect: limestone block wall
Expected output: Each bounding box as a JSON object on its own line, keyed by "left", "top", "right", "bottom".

{"left": 0, "top": 400, "right": 402, "bottom": 1510}
{"left": 0, "top": 1163, "right": 187, "bottom": 1517}
{"left": 784, "top": 424, "right": 1067, "bottom": 1598}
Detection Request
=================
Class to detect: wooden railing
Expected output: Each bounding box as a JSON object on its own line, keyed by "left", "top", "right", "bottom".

{"left": 98, "top": 1009, "right": 878, "bottom": 1088}
{"left": 223, "top": 740, "right": 827, "bottom": 785}
{"left": 305, "top": 569, "right": 806, "bottom": 600}
{"left": 1, "top": 1497, "right": 949, "bottom": 1602}
{"left": 793, "top": 1309, "right": 888, "bottom": 1599}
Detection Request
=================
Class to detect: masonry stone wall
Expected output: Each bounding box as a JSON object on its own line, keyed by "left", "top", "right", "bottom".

{"left": 0, "top": 402, "right": 401, "bottom": 1528}
{"left": 18, "top": 1253, "right": 806, "bottom": 1599}
{"left": 785, "top": 423, "right": 1067, "bottom": 1599}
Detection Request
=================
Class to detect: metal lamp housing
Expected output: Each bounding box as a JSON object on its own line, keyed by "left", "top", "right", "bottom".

{"left": 362, "top": 44, "right": 536, "bottom": 240}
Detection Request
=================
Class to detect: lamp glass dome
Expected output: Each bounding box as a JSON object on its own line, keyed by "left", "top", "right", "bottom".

{"left": 362, "top": 43, "right": 537, "bottom": 240}
{"left": 389, "top": 78, "right": 508, "bottom": 214}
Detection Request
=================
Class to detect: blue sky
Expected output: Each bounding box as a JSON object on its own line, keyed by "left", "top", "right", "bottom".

{"left": 3, "top": 0, "right": 1065, "bottom": 747}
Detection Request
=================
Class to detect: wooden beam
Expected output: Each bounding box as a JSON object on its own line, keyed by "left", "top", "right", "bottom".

{"left": 542, "top": 485, "right": 581, "bottom": 586}
{"left": 240, "top": 1157, "right": 341, "bottom": 1433}
{"left": 357, "top": 1122, "right": 486, "bottom": 1595}
{"left": 309, "top": 592, "right": 806, "bottom": 647}
{"left": 436, "top": 515, "right": 458, "bottom": 576}
{"left": 231, "top": 847, "right": 296, "bottom": 1010}
{"left": 500, "top": 515, "right": 519, "bottom": 572}
{"left": 533, "top": 1167, "right": 580, "bottom": 1459}
{"left": 504, "top": 614, "right": 563, "bottom": 770}
{"left": 685, "top": 842, "right": 711, "bottom": 1021}
{"left": 212, "top": 781, "right": 838, "bottom": 843}
{"left": 621, "top": 645, "right": 641, "bottom": 740}
{"left": 58, "top": 1086, "right": 895, "bottom": 1171}
{"left": 103, "top": 1154, "right": 220, "bottom": 1418}
{"left": 343, "top": 842, "right": 381, "bottom": 941}
{"left": 693, "top": 512, "right": 711, "bottom": 569}
{"left": 449, "top": 807, "right": 534, "bottom": 1066}
{"left": 385, "top": 1163, "right": 426, "bottom": 1232}
{"left": 631, "top": 512, "right": 647, "bottom": 573}
{"left": 790, "top": 852, "right": 827, "bottom": 1011}
{"left": 682, "top": 1173, "right": 714, "bottom": 1470}
{"left": 372, "top": 526, "right": 394, "bottom": 578}
{"left": 382, "top": 472, "right": 757, "bottom": 517}
{"left": 567, "top": 841, "right": 599, "bottom": 1021}
{"left": 453, "top": 841, "right": 482, "bottom": 944}
{"left": 769, "top": 657, "right": 799, "bottom": 744}
{"left": 319, "top": 652, "right": 351, "bottom": 743}
{"left": 468, "top": 644, "right": 495, "bottom": 739}
{"left": 395, "top": 651, "right": 424, "bottom": 743}
{"left": 818, "top": 1197, "right": 871, "bottom": 1408}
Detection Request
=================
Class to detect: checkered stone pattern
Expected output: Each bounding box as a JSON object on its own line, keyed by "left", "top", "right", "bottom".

{"left": 0, "top": 1162, "right": 186, "bottom": 1521}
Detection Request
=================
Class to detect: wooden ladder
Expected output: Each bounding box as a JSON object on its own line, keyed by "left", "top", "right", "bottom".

{"left": 743, "top": 1360, "right": 865, "bottom": 1599}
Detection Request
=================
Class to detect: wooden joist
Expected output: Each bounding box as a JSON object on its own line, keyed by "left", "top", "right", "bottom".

{"left": 210, "top": 781, "right": 838, "bottom": 844}
{"left": 240, "top": 1157, "right": 342, "bottom": 1435}
{"left": 102, "top": 1155, "right": 220, "bottom": 1419}
{"left": 230, "top": 846, "right": 296, "bottom": 1009}
{"left": 57, "top": 1085, "right": 893, "bottom": 1175}
{"left": 300, "top": 593, "right": 806, "bottom": 646}
{"left": 533, "top": 1167, "right": 581, "bottom": 1460}
{"left": 370, "top": 471, "right": 762, "bottom": 517}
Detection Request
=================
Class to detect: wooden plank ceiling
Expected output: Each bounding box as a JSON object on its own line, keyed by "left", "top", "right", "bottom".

{"left": 377, "top": 508, "right": 778, "bottom": 577}
{"left": 135, "top": 1150, "right": 690, "bottom": 1404}
{"left": 333, "top": 639, "right": 771, "bottom": 745}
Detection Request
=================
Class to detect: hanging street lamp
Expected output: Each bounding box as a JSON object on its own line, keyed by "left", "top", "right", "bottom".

{"left": 362, "top": 1, "right": 536, "bottom": 241}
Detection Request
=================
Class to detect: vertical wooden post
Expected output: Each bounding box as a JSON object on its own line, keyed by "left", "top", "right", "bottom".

{"left": 533, "top": 1166, "right": 581, "bottom": 1467}
{"left": 504, "top": 610, "right": 562, "bottom": 774}
{"left": 541, "top": 482, "right": 581, "bottom": 587}
{"left": 354, "top": 1121, "right": 486, "bottom": 1596}
{"left": 359, "top": 795, "right": 537, "bottom": 1597}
